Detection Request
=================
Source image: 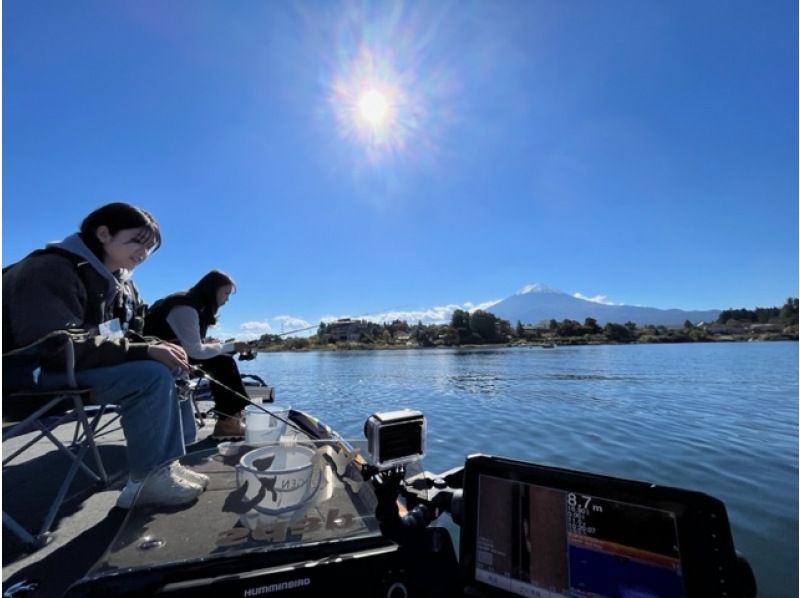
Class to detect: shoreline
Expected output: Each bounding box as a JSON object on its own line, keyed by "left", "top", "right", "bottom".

{"left": 251, "top": 334, "right": 798, "bottom": 354}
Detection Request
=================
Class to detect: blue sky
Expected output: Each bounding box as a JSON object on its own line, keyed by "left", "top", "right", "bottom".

{"left": 3, "top": 1, "right": 797, "bottom": 340}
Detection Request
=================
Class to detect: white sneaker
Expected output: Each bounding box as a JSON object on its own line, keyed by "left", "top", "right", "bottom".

{"left": 116, "top": 479, "right": 144, "bottom": 509}
{"left": 172, "top": 462, "right": 210, "bottom": 490}
{"left": 116, "top": 465, "right": 203, "bottom": 509}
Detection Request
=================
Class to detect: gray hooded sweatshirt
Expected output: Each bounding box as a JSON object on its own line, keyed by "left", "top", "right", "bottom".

{"left": 3, "top": 234, "right": 150, "bottom": 371}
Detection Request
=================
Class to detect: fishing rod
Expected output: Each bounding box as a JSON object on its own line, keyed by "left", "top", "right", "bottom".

{"left": 186, "top": 365, "right": 307, "bottom": 437}
{"left": 250, "top": 304, "right": 419, "bottom": 342}
{"left": 267, "top": 324, "right": 319, "bottom": 338}
{"left": 197, "top": 304, "right": 419, "bottom": 427}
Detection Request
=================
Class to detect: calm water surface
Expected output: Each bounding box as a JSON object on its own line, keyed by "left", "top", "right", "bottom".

{"left": 245, "top": 341, "right": 797, "bottom": 597}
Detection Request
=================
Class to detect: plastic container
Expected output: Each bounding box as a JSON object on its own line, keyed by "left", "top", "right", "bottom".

{"left": 246, "top": 385, "right": 275, "bottom": 403}
{"left": 244, "top": 405, "right": 290, "bottom": 445}
{"left": 236, "top": 445, "right": 318, "bottom": 514}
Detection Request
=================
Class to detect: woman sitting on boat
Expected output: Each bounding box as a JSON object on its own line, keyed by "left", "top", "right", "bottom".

{"left": 144, "top": 269, "right": 251, "bottom": 440}
{"left": 3, "top": 202, "right": 209, "bottom": 508}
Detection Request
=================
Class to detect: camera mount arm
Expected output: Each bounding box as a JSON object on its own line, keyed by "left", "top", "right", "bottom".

{"left": 363, "top": 464, "right": 465, "bottom": 545}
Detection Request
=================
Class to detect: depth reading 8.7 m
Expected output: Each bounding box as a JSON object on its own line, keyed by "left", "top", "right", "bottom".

{"left": 567, "top": 493, "right": 602, "bottom": 536}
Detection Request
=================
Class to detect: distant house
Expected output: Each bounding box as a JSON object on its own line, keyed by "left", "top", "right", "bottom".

{"left": 326, "top": 318, "right": 369, "bottom": 341}
{"left": 394, "top": 333, "right": 411, "bottom": 343}
{"left": 698, "top": 322, "right": 730, "bottom": 334}
{"left": 750, "top": 323, "right": 782, "bottom": 333}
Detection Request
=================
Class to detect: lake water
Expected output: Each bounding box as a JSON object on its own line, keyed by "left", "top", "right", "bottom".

{"left": 243, "top": 341, "right": 798, "bottom": 597}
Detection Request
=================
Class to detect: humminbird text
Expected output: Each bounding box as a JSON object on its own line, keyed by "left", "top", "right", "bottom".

{"left": 243, "top": 577, "right": 311, "bottom": 596}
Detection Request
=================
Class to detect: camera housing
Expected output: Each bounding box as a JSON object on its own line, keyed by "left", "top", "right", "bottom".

{"left": 364, "top": 410, "right": 426, "bottom": 470}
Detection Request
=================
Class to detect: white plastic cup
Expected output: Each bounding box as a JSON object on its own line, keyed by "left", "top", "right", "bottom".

{"left": 245, "top": 405, "right": 290, "bottom": 445}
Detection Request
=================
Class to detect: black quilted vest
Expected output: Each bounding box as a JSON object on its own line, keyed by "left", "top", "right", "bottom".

{"left": 143, "top": 292, "right": 213, "bottom": 342}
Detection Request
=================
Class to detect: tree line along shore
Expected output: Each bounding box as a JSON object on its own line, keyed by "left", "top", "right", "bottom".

{"left": 245, "top": 298, "right": 798, "bottom": 352}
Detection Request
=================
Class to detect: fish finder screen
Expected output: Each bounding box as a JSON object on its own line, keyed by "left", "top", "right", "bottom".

{"left": 475, "top": 474, "right": 685, "bottom": 597}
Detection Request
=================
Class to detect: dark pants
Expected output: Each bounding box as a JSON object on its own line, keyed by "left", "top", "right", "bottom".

{"left": 190, "top": 354, "right": 249, "bottom": 416}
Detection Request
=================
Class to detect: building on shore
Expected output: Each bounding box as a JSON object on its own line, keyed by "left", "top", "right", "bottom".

{"left": 326, "top": 318, "right": 370, "bottom": 342}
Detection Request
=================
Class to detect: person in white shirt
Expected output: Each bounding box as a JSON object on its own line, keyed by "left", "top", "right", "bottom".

{"left": 144, "top": 270, "right": 251, "bottom": 440}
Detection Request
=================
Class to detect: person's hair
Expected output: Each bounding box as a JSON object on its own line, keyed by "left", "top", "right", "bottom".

{"left": 188, "top": 269, "right": 236, "bottom": 325}
{"left": 79, "top": 202, "right": 162, "bottom": 261}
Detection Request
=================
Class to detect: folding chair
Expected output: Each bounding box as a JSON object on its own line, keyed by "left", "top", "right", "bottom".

{"left": 2, "top": 331, "right": 109, "bottom": 549}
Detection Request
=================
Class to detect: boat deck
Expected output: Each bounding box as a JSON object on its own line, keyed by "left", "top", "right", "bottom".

{"left": 2, "top": 408, "right": 221, "bottom": 597}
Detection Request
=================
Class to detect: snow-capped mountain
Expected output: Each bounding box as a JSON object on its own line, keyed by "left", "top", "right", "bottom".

{"left": 488, "top": 284, "right": 721, "bottom": 326}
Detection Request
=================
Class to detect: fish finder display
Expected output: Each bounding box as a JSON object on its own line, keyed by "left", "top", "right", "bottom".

{"left": 475, "top": 474, "right": 685, "bottom": 597}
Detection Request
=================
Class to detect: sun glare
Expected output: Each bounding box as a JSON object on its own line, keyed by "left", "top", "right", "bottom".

{"left": 327, "top": 40, "right": 443, "bottom": 163}
{"left": 323, "top": 6, "right": 457, "bottom": 165}
{"left": 358, "top": 89, "right": 389, "bottom": 126}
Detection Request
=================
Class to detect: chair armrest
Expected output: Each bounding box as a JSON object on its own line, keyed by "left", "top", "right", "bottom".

{"left": 2, "top": 331, "right": 78, "bottom": 390}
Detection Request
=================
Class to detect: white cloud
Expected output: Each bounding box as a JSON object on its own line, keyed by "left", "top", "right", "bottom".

{"left": 240, "top": 320, "right": 275, "bottom": 333}
{"left": 273, "top": 315, "right": 314, "bottom": 335}
{"left": 573, "top": 292, "right": 616, "bottom": 305}
{"left": 319, "top": 299, "right": 503, "bottom": 326}
{"left": 208, "top": 316, "right": 316, "bottom": 340}
{"left": 227, "top": 298, "right": 506, "bottom": 340}
{"left": 230, "top": 320, "right": 275, "bottom": 341}
{"left": 465, "top": 299, "right": 502, "bottom": 312}
{"left": 233, "top": 316, "right": 316, "bottom": 338}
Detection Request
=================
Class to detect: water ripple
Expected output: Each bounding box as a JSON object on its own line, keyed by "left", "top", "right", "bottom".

{"left": 250, "top": 342, "right": 797, "bottom": 597}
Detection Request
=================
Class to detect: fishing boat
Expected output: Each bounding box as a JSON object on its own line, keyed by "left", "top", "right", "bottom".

{"left": 3, "top": 396, "right": 758, "bottom": 597}
{"left": 190, "top": 374, "right": 276, "bottom": 404}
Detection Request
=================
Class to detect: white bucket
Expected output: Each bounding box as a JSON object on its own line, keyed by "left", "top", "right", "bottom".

{"left": 236, "top": 445, "right": 318, "bottom": 514}
{"left": 245, "top": 405, "right": 290, "bottom": 445}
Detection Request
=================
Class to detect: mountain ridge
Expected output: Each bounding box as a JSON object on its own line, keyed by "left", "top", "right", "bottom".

{"left": 488, "top": 284, "right": 721, "bottom": 326}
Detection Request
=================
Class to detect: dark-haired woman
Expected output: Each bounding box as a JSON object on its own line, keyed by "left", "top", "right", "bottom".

{"left": 3, "top": 202, "right": 208, "bottom": 508}
{"left": 144, "top": 270, "right": 251, "bottom": 440}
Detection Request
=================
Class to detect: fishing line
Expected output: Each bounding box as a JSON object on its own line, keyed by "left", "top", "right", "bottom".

{"left": 275, "top": 324, "right": 319, "bottom": 337}
{"left": 194, "top": 304, "right": 418, "bottom": 431}
{"left": 187, "top": 365, "right": 306, "bottom": 436}
{"left": 269, "top": 304, "right": 419, "bottom": 340}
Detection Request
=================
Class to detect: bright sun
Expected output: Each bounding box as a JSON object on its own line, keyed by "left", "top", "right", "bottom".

{"left": 328, "top": 45, "right": 421, "bottom": 160}
{"left": 358, "top": 89, "right": 390, "bottom": 126}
